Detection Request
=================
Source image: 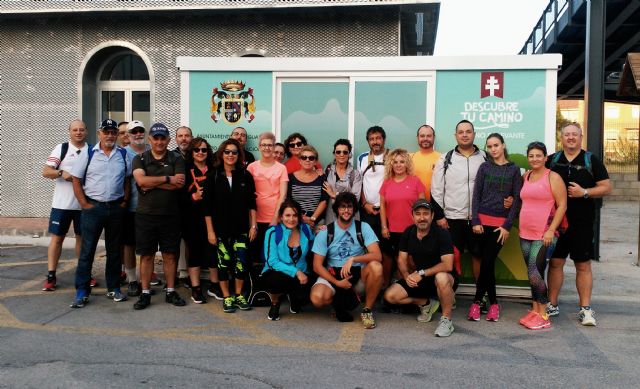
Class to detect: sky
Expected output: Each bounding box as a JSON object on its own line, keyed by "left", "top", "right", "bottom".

{"left": 434, "top": 0, "right": 550, "bottom": 56}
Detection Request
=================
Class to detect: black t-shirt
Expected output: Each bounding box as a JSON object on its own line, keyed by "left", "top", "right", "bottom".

{"left": 546, "top": 150, "right": 609, "bottom": 222}
{"left": 133, "top": 150, "right": 185, "bottom": 215}
{"left": 244, "top": 148, "right": 256, "bottom": 166}
{"left": 399, "top": 225, "right": 454, "bottom": 272}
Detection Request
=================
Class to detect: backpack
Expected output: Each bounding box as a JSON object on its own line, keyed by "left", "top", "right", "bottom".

{"left": 82, "top": 145, "right": 127, "bottom": 186}
{"left": 360, "top": 149, "right": 389, "bottom": 176}
{"left": 56, "top": 142, "right": 69, "bottom": 169}
{"left": 549, "top": 151, "right": 593, "bottom": 178}
{"left": 442, "top": 147, "right": 488, "bottom": 176}
{"left": 326, "top": 220, "right": 367, "bottom": 252}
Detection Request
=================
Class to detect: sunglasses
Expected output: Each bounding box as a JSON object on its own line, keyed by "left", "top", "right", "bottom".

{"left": 299, "top": 155, "right": 317, "bottom": 161}
{"left": 129, "top": 128, "right": 145, "bottom": 135}
{"left": 288, "top": 141, "right": 304, "bottom": 148}
{"left": 193, "top": 147, "right": 208, "bottom": 153}
{"left": 334, "top": 150, "right": 349, "bottom": 155}
{"left": 223, "top": 149, "right": 239, "bottom": 155}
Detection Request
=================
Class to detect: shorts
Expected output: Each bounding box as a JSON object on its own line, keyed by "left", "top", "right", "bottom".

{"left": 447, "top": 219, "right": 481, "bottom": 258}
{"left": 360, "top": 207, "right": 392, "bottom": 254}
{"left": 135, "top": 213, "right": 181, "bottom": 255}
{"left": 313, "top": 266, "right": 362, "bottom": 296}
{"left": 384, "top": 232, "right": 402, "bottom": 257}
{"left": 552, "top": 222, "right": 593, "bottom": 262}
{"left": 397, "top": 277, "right": 436, "bottom": 298}
{"left": 48, "top": 208, "right": 81, "bottom": 236}
{"left": 121, "top": 211, "right": 136, "bottom": 246}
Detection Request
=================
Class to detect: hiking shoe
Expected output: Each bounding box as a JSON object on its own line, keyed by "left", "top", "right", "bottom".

{"left": 191, "top": 288, "right": 206, "bottom": 304}
{"left": 336, "top": 309, "right": 354, "bottom": 322}
{"left": 223, "top": 297, "right": 236, "bottom": 313}
{"left": 90, "top": 277, "right": 98, "bottom": 288}
{"left": 150, "top": 272, "right": 161, "bottom": 286}
{"left": 480, "top": 295, "right": 489, "bottom": 314}
{"left": 417, "top": 300, "right": 440, "bottom": 323}
{"left": 134, "top": 293, "right": 151, "bottom": 310}
{"left": 547, "top": 303, "right": 560, "bottom": 317}
{"left": 234, "top": 294, "right": 251, "bottom": 310}
{"left": 206, "top": 283, "right": 223, "bottom": 300}
{"left": 43, "top": 276, "right": 57, "bottom": 291}
{"left": 524, "top": 312, "right": 551, "bottom": 330}
{"left": 579, "top": 307, "right": 597, "bottom": 326}
{"left": 106, "top": 288, "right": 128, "bottom": 302}
{"left": 361, "top": 308, "right": 376, "bottom": 329}
{"left": 70, "top": 290, "right": 89, "bottom": 308}
{"left": 467, "top": 302, "right": 481, "bottom": 321}
{"left": 127, "top": 281, "right": 141, "bottom": 297}
{"left": 268, "top": 303, "right": 281, "bottom": 321}
{"left": 434, "top": 317, "right": 454, "bottom": 337}
{"left": 519, "top": 310, "right": 537, "bottom": 326}
{"left": 165, "top": 291, "right": 186, "bottom": 307}
{"left": 486, "top": 304, "right": 500, "bottom": 322}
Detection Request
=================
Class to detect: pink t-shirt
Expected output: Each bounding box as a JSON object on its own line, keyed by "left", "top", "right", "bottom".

{"left": 247, "top": 161, "right": 289, "bottom": 223}
{"left": 379, "top": 175, "right": 426, "bottom": 233}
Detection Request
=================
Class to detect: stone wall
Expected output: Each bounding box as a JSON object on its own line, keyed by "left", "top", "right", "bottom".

{"left": 608, "top": 173, "right": 640, "bottom": 201}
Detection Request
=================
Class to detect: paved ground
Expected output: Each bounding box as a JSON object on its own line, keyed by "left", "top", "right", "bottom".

{"left": 0, "top": 201, "right": 638, "bottom": 388}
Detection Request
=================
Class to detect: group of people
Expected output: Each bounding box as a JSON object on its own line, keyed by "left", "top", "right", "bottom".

{"left": 42, "top": 117, "right": 610, "bottom": 337}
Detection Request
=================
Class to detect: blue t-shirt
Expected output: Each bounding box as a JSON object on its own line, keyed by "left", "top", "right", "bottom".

{"left": 312, "top": 221, "right": 378, "bottom": 268}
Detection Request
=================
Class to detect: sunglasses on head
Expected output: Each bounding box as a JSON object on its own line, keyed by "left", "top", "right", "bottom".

{"left": 299, "top": 155, "right": 317, "bottom": 161}
{"left": 223, "top": 149, "right": 239, "bottom": 155}
{"left": 334, "top": 150, "right": 349, "bottom": 155}
{"left": 288, "top": 141, "right": 304, "bottom": 148}
{"left": 129, "top": 128, "right": 145, "bottom": 135}
{"left": 193, "top": 147, "right": 208, "bottom": 153}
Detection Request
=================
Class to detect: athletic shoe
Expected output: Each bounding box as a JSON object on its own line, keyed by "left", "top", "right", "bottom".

{"left": 519, "top": 310, "right": 537, "bottom": 326}
{"left": 234, "top": 294, "right": 251, "bottom": 311}
{"left": 90, "top": 277, "right": 98, "bottom": 288}
{"left": 70, "top": 290, "right": 89, "bottom": 308}
{"left": 268, "top": 303, "right": 281, "bottom": 321}
{"left": 547, "top": 302, "right": 560, "bottom": 317}
{"left": 480, "top": 295, "right": 489, "bottom": 314}
{"left": 43, "top": 276, "right": 56, "bottom": 291}
{"left": 361, "top": 308, "right": 376, "bottom": 329}
{"left": 134, "top": 293, "right": 151, "bottom": 310}
{"left": 486, "top": 304, "right": 500, "bottom": 322}
{"left": 206, "top": 283, "right": 223, "bottom": 300}
{"left": 579, "top": 307, "right": 597, "bottom": 326}
{"left": 165, "top": 291, "right": 186, "bottom": 307}
{"left": 223, "top": 297, "right": 236, "bottom": 313}
{"left": 417, "top": 300, "right": 440, "bottom": 323}
{"left": 191, "top": 288, "right": 206, "bottom": 304}
{"left": 336, "top": 309, "right": 354, "bottom": 322}
{"left": 150, "top": 272, "right": 161, "bottom": 286}
{"left": 127, "top": 281, "right": 141, "bottom": 297}
{"left": 524, "top": 312, "right": 551, "bottom": 330}
{"left": 106, "top": 288, "right": 127, "bottom": 302}
{"left": 434, "top": 317, "right": 454, "bottom": 337}
{"left": 467, "top": 302, "right": 481, "bottom": 321}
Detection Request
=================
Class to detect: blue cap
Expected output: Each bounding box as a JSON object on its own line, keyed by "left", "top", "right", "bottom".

{"left": 100, "top": 119, "right": 118, "bottom": 130}
{"left": 149, "top": 122, "right": 169, "bottom": 138}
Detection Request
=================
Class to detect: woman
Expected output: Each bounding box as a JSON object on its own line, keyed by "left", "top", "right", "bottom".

{"left": 323, "top": 139, "right": 362, "bottom": 225}
{"left": 518, "top": 141, "right": 567, "bottom": 330}
{"left": 261, "top": 199, "right": 314, "bottom": 321}
{"left": 379, "top": 148, "right": 426, "bottom": 287}
{"left": 283, "top": 132, "right": 322, "bottom": 174}
{"left": 247, "top": 132, "right": 289, "bottom": 263}
{"left": 273, "top": 142, "right": 286, "bottom": 164}
{"left": 468, "top": 133, "right": 522, "bottom": 322}
{"left": 287, "top": 145, "right": 328, "bottom": 229}
{"left": 204, "top": 138, "right": 258, "bottom": 313}
{"left": 183, "top": 137, "right": 221, "bottom": 304}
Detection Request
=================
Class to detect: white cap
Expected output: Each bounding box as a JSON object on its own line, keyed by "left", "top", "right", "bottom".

{"left": 126, "top": 120, "right": 145, "bottom": 132}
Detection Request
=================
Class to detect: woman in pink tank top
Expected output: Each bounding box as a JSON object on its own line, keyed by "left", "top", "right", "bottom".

{"left": 518, "top": 141, "right": 567, "bottom": 330}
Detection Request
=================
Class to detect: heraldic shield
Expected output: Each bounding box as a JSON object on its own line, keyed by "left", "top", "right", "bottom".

{"left": 211, "top": 80, "right": 256, "bottom": 124}
{"left": 223, "top": 99, "right": 243, "bottom": 125}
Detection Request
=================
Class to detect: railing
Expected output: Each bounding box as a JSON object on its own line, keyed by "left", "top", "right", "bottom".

{"left": 519, "top": 0, "right": 584, "bottom": 55}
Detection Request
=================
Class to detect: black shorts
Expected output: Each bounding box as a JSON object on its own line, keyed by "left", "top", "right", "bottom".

{"left": 122, "top": 211, "right": 136, "bottom": 246}
{"left": 48, "top": 208, "right": 81, "bottom": 236}
{"left": 447, "top": 219, "right": 481, "bottom": 258}
{"left": 135, "top": 214, "right": 181, "bottom": 255}
{"left": 397, "top": 277, "right": 437, "bottom": 298}
{"left": 552, "top": 222, "right": 593, "bottom": 262}
{"left": 360, "top": 207, "right": 392, "bottom": 254}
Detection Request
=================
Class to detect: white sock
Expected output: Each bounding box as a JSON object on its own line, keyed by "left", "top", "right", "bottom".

{"left": 125, "top": 268, "right": 136, "bottom": 283}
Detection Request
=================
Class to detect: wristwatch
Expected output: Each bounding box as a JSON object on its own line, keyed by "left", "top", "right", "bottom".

{"left": 583, "top": 189, "right": 589, "bottom": 199}
{"left": 57, "top": 170, "right": 63, "bottom": 177}
{"left": 165, "top": 176, "right": 170, "bottom": 184}
{"left": 417, "top": 269, "right": 426, "bottom": 277}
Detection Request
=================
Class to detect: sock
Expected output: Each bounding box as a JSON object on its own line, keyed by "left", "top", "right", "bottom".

{"left": 362, "top": 307, "right": 372, "bottom": 313}
{"left": 166, "top": 288, "right": 175, "bottom": 293}
{"left": 541, "top": 312, "right": 549, "bottom": 320}
{"left": 47, "top": 271, "right": 56, "bottom": 279}
{"left": 580, "top": 305, "right": 591, "bottom": 310}
{"left": 179, "top": 270, "right": 188, "bottom": 278}
{"left": 125, "top": 268, "right": 136, "bottom": 283}
{"left": 142, "top": 289, "right": 151, "bottom": 295}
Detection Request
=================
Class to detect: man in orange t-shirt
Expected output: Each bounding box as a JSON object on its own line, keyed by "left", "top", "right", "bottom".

{"left": 411, "top": 124, "right": 440, "bottom": 201}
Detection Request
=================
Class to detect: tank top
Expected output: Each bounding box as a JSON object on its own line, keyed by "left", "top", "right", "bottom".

{"left": 519, "top": 169, "right": 555, "bottom": 240}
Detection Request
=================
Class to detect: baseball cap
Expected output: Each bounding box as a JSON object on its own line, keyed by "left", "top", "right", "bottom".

{"left": 149, "top": 122, "right": 169, "bottom": 138}
{"left": 412, "top": 199, "right": 432, "bottom": 212}
{"left": 126, "top": 120, "right": 145, "bottom": 132}
{"left": 100, "top": 119, "right": 118, "bottom": 130}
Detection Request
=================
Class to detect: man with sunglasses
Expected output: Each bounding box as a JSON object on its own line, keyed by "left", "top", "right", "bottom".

{"left": 131, "top": 123, "right": 186, "bottom": 310}
{"left": 546, "top": 123, "right": 611, "bottom": 326}
{"left": 230, "top": 127, "right": 255, "bottom": 166}
{"left": 70, "top": 119, "right": 133, "bottom": 308}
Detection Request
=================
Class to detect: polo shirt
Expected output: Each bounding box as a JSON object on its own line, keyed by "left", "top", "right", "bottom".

{"left": 399, "top": 225, "right": 453, "bottom": 272}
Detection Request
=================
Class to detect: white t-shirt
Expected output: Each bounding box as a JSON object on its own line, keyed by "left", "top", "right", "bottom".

{"left": 46, "top": 143, "right": 88, "bottom": 210}
{"left": 357, "top": 151, "right": 386, "bottom": 207}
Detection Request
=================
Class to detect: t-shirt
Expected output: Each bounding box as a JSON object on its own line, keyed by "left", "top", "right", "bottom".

{"left": 247, "top": 161, "right": 289, "bottom": 223}
{"left": 287, "top": 173, "right": 329, "bottom": 216}
{"left": 46, "top": 142, "right": 88, "bottom": 210}
{"left": 312, "top": 221, "right": 378, "bottom": 268}
{"left": 124, "top": 144, "right": 150, "bottom": 212}
{"left": 132, "top": 150, "right": 185, "bottom": 216}
{"left": 379, "top": 175, "right": 426, "bottom": 233}
{"left": 357, "top": 151, "right": 386, "bottom": 207}
{"left": 399, "top": 225, "right": 454, "bottom": 273}
{"left": 411, "top": 150, "right": 440, "bottom": 201}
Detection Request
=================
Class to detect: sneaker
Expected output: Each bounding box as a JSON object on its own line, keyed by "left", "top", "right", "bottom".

{"left": 150, "top": 272, "right": 161, "bottom": 286}
{"left": 417, "top": 300, "right": 440, "bottom": 323}
{"left": 480, "top": 295, "right": 489, "bottom": 314}
{"left": 336, "top": 309, "right": 354, "bottom": 322}
{"left": 90, "top": 277, "right": 98, "bottom": 288}
{"left": 579, "top": 307, "right": 597, "bottom": 326}
{"left": 106, "top": 288, "right": 128, "bottom": 302}
{"left": 191, "top": 288, "right": 206, "bottom": 304}
{"left": 361, "top": 308, "right": 376, "bottom": 329}
{"left": 165, "top": 291, "right": 186, "bottom": 307}
{"left": 134, "top": 293, "right": 151, "bottom": 310}
{"left": 70, "top": 290, "right": 89, "bottom": 308}
{"left": 547, "top": 302, "right": 560, "bottom": 317}
{"left": 268, "top": 303, "right": 281, "bottom": 321}
{"left": 486, "top": 304, "right": 500, "bottom": 322}
{"left": 467, "top": 302, "right": 481, "bottom": 321}
{"left": 434, "top": 317, "right": 454, "bottom": 337}
{"left": 519, "top": 310, "right": 537, "bottom": 326}
{"left": 127, "top": 281, "right": 141, "bottom": 297}
{"left": 206, "top": 283, "right": 223, "bottom": 300}
{"left": 223, "top": 297, "right": 236, "bottom": 313}
{"left": 43, "top": 276, "right": 57, "bottom": 291}
{"left": 524, "top": 312, "right": 551, "bottom": 330}
{"left": 288, "top": 295, "right": 302, "bottom": 314}
{"left": 234, "top": 294, "right": 251, "bottom": 311}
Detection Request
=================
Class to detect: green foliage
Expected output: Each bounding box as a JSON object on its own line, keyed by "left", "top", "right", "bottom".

{"left": 509, "top": 153, "right": 529, "bottom": 170}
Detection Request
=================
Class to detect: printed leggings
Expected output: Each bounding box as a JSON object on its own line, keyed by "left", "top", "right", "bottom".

{"left": 520, "top": 237, "right": 557, "bottom": 304}
{"left": 217, "top": 234, "right": 249, "bottom": 281}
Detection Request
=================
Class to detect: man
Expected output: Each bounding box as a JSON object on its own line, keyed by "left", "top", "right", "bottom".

{"left": 42, "top": 120, "right": 89, "bottom": 291}
{"left": 174, "top": 125, "right": 193, "bottom": 159}
{"left": 230, "top": 126, "right": 255, "bottom": 166}
{"left": 132, "top": 123, "right": 186, "bottom": 310}
{"left": 117, "top": 121, "right": 130, "bottom": 147}
{"left": 546, "top": 123, "right": 611, "bottom": 326}
{"left": 174, "top": 125, "right": 193, "bottom": 284}
{"left": 70, "top": 119, "right": 132, "bottom": 307}
{"left": 411, "top": 124, "right": 440, "bottom": 201}
{"left": 384, "top": 199, "right": 457, "bottom": 337}
{"left": 310, "top": 192, "right": 383, "bottom": 329}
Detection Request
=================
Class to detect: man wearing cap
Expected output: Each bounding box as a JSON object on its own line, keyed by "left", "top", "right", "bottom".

{"left": 117, "top": 121, "right": 130, "bottom": 148}
{"left": 70, "top": 119, "right": 133, "bottom": 307}
{"left": 132, "top": 122, "right": 186, "bottom": 310}
{"left": 383, "top": 199, "right": 457, "bottom": 337}
{"left": 230, "top": 126, "right": 255, "bottom": 166}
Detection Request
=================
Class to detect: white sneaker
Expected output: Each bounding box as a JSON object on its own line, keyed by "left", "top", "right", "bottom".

{"left": 417, "top": 300, "right": 440, "bottom": 323}
{"left": 578, "top": 307, "right": 597, "bottom": 326}
{"left": 547, "top": 302, "right": 560, "bottom": 317}
{"left": 434, "top": 316, "right": 454, "bottom": 337}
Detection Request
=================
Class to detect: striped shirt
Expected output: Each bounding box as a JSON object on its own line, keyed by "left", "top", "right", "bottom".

{"left": 287, "top": 173, "right": 329, "bottom": 216}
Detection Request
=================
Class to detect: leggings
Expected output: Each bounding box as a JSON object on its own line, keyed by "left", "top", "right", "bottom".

{"left": 260, "top": 269, "right": 310, "bottom": 305}
{"left": 217, "top": 234, "right": 249, "bottom": 281}
{"left": 474, "top": 227, "right": 503, "bottom": 304}
{"left": 520, "top": 237, "right": 557, "bottom": 304}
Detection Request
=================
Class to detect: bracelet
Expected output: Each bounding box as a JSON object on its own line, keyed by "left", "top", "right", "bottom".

{"left": 57, "top": 170, "right": 63, "bottom": 177}
{"left": 251, "top": 225, "right": 258, "bottom": 230}
{"left": 381, "top": 226, "right": 388, "bottom": 230}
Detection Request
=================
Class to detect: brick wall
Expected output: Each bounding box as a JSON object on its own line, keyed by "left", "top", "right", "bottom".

{"left": 608, "top": 173, "right": 640, "bottom": 201}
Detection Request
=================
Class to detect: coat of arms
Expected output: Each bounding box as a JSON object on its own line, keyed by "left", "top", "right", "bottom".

{"left": 210, "top": 80, "right": 256, "bottom": 125}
